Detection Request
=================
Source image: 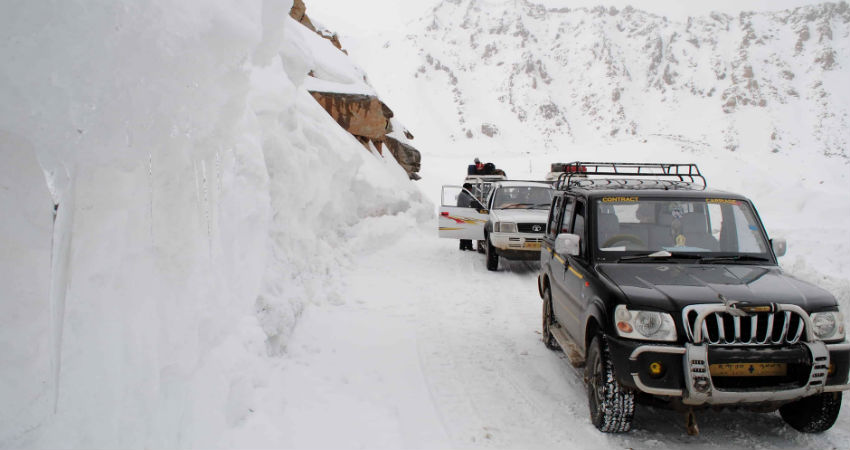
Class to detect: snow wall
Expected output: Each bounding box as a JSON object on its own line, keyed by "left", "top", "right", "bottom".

{"left": 0, "top": 1, "right": 430, "bottom": 448}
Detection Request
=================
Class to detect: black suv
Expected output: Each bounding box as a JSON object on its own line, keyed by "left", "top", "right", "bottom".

{"left": 538, "top": 162, "right": 849, "bottom": 434}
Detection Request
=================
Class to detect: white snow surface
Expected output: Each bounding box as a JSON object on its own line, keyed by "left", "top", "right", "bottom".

{"left": 1, "top": 1, "right": 427, "bottom": 448}
{"left": 2, "top": 0, "right": 850, "bottom": 449}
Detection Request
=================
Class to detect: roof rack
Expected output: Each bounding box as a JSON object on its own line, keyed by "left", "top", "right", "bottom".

{"left": 555, "top": 162, "right": 705, "bottom": 190}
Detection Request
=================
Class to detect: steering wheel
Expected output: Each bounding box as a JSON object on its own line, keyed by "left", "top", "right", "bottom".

{"left": 602, "top": 234, "right": 647, "bottom": 249}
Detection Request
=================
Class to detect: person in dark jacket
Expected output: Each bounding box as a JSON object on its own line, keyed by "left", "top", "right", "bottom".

{"left": 457, "top": 183, "right": 482, "bottom": 250}
{"left": 467, "top": 157, "right": 485, "bottom": 175}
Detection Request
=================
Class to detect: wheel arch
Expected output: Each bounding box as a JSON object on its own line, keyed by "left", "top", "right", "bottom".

{"left": 584, "top": 298, "right": 607, "bottom": 351}
{"left": 538, "top": 274, "right": 550, "bottom": 299}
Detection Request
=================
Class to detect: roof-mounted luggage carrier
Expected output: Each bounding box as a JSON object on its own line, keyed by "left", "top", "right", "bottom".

{"left": 554, "top": 162, "right": 706, "bottom": 190}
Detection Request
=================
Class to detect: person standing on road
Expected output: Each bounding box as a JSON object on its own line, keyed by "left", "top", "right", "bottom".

{"left": 457, "top": 183, "right": 482, "bottom": 251}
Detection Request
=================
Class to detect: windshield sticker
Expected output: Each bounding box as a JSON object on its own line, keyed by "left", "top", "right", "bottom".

{"left": 706, "top": 198, "right": 739, "bottom": 205}
{"left": 601, "top": 196, "right": 638, "bottom": 203}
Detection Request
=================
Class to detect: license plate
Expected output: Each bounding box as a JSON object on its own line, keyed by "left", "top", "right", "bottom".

{"left": 709, "top": 362, "right": 787, "bottom": 377}
{"left": 524, "top": 242, "right": 541, "bottom": 249}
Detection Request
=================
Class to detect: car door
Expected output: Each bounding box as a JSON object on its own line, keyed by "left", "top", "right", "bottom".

{"left": 559, "top": 199, "right": 590, "bottom": 341}
{"left": 542, "top": 196, "right": 563, "bottom": 265}
{"left": 549, "top": 196, "right": 582, "bottom": 337}
{"left": 438, "top": 185, "right": 488, "bottom": 240}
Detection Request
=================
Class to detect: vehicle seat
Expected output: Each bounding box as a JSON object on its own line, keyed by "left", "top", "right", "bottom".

{"left": 648, "top": 212, "right": 674, "bottom": 249}
{"left": 681, "top": 212, "right": 720, "bottom": 251}
{"left": 597, "top": 213, "right": 620, "bottom": 247}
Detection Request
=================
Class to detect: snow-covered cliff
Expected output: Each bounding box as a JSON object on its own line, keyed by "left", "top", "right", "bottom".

{"left": 0, "top": 1, "right": 428, "bottom": 447}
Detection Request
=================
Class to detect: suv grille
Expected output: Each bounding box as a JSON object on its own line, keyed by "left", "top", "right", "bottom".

{"left": 683, "top": 306, "right": 807, "bottom": 345}
{"left": 517, "top": 223, "right": 545, "bottom": 233}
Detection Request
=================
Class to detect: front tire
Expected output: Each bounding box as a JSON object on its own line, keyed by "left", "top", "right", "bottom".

{"left": 779, "top": 392, "right": 842, "bottom": 433}
{"left": 585, "top": 335, "right": 634, "bottom": 433}
{"left": 485, "top": 235, "right": 499, "bottom": 271}
{"left": 542, "top": 287, "right": 560, "bottom": 350}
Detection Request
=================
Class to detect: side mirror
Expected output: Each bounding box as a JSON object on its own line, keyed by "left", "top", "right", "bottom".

{"left": 771, "top": 238, "right": 787, "bottom": 257}
{"left": 555, "top": 233, "right": 581, "bottom": 256}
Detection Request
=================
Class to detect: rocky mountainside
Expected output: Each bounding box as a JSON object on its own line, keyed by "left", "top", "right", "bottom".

{"left": 290, "top": 0, "right": 422, "bottom": 179}
{"left": 394, "top": 0, "right": 849, "bottom": 159}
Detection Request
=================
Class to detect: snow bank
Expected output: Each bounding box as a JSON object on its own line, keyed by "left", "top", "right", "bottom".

{"left": 0, "top": 1, "right": 429, "bottom": 448}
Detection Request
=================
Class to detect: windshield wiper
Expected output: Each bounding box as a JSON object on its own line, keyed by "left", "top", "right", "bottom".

{"left": 699, "top": 255, "right": 771, "bottom": 264}
{"left": 617, "top": 251, "right": 703, "bottom": 262}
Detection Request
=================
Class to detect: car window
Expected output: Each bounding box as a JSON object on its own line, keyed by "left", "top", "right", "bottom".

{"left": 546, "top": 197, "right": 562, "bottom": 238}
{"left": 573, "top": 201, "right": 586, "bottom": 256}
{"left": 594, "top": 197, "right": 770, "bottom": 256}
{"left": 492, "top": 186, "right": 554, "bottom": 210}
{"left": 561, "top": 196, "right": 574, "bottom": 233}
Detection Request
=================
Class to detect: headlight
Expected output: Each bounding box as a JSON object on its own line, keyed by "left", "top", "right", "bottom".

{"left": 811, "top": 311, "right": 845, "bottom": 341}
{"left": 614, "top": 305, "right": 677, "bottom": 342}
{"left": 498, "top": 222, "right": 517, "bottom": 233}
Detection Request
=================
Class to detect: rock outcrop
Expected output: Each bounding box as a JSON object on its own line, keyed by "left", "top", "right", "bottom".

{"left": 289, "top": 0, "right": 316, "bottom": 32}
{"left": 289, "top": 1, "right": 423, "bottom": 180}
{"left": 309, "top": 92, "right": 393, "bottom": 141}
{"left": 385, "top": 136, "right": 422, "bottom": 179}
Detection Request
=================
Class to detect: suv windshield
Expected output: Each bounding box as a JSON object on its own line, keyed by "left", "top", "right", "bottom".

{"left": 493, "top": 186, "right": 554, "bottom": 210}
{"left": 594, "top": 197, "right": 771, "bottom": 259}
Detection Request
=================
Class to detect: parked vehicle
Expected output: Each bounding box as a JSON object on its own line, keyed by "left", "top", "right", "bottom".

{"left": 440, "top": 179, "right": 554, "bottom": 270}
{"left": 538, "top": 162, "right": 849, "bottom": 434}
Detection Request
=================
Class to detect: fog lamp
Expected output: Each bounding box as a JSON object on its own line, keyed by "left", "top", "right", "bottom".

{"left": 829, "top": 363, "right": 836, "bottom": 376}
{"left": 648, "top": 361, "right": 665, "bottom": 378}
{"left": 693, "top": 377, "right": 710, "bottom": 393}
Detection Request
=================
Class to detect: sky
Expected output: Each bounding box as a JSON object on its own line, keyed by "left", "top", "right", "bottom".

{"left": 306, "top": 0, "right": 833, "bottom": 35}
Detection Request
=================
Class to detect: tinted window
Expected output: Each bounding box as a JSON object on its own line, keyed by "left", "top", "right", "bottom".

{"left": 594, "top": 197, "right": 770, "bottom": 255}
{"left": 562, "top": 196, "right": 575, "bottom": 233}
{"left": 573, "top": 201, "right": 586, "bottom": 256}
{"left": 546, "top": 197, "right": 562, "bottom": 238}
{"left": 492, "top": 186, "right": 554, "bottom": 210}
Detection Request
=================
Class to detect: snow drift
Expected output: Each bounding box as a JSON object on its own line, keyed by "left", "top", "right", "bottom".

{"left": 0, "top": 0, "right": 429, "bottom": 447}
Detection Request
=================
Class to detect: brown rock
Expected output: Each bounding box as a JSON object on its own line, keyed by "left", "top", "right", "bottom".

{"left": 318, "top": 30, "right": 345, "bottom": 52}
{"left": 385, "top": 136, "right": 422, "bottom": 180}
{"left": 309, "top": 92, "right": 393, "bottom": 140}
{"left": 290, "top": 0, "right": 316, "bottom": 32}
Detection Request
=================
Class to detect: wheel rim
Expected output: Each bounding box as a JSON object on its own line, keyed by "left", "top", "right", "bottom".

{"left": 589, "top": 352, "right": 603, "bottom": 418}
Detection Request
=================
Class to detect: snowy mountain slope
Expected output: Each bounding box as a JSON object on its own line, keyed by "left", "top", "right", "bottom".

{"left": 0, "top": 0, "right": 429, "bottom": 447}
{"left": 341, "top": 0, "right": 850, "bottom": 306}
{"left": 381, "top": 0, "right": 850, "bottom": 158}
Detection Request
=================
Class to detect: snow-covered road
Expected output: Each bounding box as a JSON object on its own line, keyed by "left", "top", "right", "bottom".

{"left": 275, "top": 223, "right": 850, "bottom": 449}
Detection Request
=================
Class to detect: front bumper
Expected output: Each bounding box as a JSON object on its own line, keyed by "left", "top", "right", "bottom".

{"left": 490, "top": 232, "right": 543, "bottom": 259}
{"left": 607, "top": 337, "right": 850, "bottom": 406}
